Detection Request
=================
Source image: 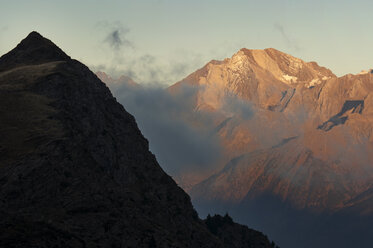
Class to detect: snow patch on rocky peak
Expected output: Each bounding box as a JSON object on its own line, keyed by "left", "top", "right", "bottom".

{"left": 358, "top": 69, "right": 373, "bottom": 75}
{"left": 305, "top": 76, "right": 330, "bottom": 88}
{"left": 286, "top": 56, "right": 303, "bottom": 71}
{"left": 230, "top": 51, "right": 248, "bottom": 66}
{"left": 282, "top": 74, "right": 298, "bottom": 84}
{"left": 306, "top": 78, "right": 320, "bottom": 88}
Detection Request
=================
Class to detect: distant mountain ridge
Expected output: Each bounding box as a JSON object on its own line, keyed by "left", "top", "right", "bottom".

{"left": 96, "top": 71, "right": 138, "bottom": 88}
{"left": 165, "top": 47, "right": 373, "bottom": 248}
{"left": 169, "top": 48, "right": 335, "bottom": 112}
{"left": 98, "top": 49, "right": 373, "bottom": 214}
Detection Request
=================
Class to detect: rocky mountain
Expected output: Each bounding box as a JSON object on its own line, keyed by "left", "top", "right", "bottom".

{"left": 0, "top": 32, "right": 276, "bottom": 248}
{"left": 167, "top": 48, "right": 373, "bottom": 247}
{"left": 96, "top": 71, "right": 138, "bottom": 89}
{"left": 169, "top": 48, "right": 335, "bottom": 112}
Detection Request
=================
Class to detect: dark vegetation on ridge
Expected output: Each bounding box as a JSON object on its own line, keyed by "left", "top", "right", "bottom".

{"left": 0, "top": 32, "right": 276, "bottom": 247}
{"left": 205, "top": 214, "right": 280, "bottom": 248}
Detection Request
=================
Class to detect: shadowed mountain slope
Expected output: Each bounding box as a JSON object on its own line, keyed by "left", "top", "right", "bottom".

{"left": 0, "top": 32, "right": 275, "bottom": 248}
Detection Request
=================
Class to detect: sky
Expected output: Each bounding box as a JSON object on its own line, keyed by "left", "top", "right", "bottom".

{"left": 1, "top": 0, "right": 373, "bottom": 85}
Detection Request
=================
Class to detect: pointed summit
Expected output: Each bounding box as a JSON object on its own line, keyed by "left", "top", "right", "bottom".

{"left": 0, "top": 31, "right": 70, "bottom": 72}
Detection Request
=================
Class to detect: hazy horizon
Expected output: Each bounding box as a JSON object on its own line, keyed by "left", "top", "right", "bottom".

{"left": 1, "top": 0, "right": 373, "bottom": 85}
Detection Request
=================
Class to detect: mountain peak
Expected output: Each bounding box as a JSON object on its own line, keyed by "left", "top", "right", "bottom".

{"left": 26, "top": 30, "right": 44, "bottom": 39}
{"left": 0, "top": 31, "right": 70, "bottom": 72}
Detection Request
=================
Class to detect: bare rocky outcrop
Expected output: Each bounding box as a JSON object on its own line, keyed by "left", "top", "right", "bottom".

{"left": 168, "top": 47, "right": 373, "bottom": 213}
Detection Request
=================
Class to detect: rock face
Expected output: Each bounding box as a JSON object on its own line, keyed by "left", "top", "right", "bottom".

{"left": 169, "top": 48, "right": 373, "bottom": 212}
{"left": 96, "top": 71, "right": 138, "bottom": 90}
{"left": 0, "top": 32, "right": 275, "bottom": 248}
{"left": 167, "top": 48, "right": 373, "bottom": 247}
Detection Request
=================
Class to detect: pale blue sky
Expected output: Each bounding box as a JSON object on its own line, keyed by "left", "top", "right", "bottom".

{"left": 1, "top": 0, "right": 373, "bottom": 84}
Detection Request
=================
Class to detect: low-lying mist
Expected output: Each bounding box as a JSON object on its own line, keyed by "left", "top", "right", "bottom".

{"left": 110, "top": 82, "right": 222, "bottom": 176}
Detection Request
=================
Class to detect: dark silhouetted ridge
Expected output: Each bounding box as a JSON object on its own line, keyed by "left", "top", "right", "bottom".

{"left": 0, "top": 31, "right": 70, "bottom": 72}
{"left": 205, "top": 214, "right": 279, "bottom": 248}
{"left": 0, "top": 32, "right": 275, "bottom": 247}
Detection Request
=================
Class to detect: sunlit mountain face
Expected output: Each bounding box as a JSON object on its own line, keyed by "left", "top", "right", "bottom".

{"left": 101, "top": 48, "right": 373, "bottom": 248}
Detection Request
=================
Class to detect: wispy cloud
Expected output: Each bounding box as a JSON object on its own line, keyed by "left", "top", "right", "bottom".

{"left": 92, "top": 22, "right": 204, "bottom": 85}
{"left": 105, "top": 27, "right": 133, "bottom": 51}
{"left": 274, "top": 23, "right": 300, "bottom": 51}
{"left": 97, "top": 21, "right": 133, "bottom": 51}
{"left": 221, "top": 94, "right": 254, "bottom": 120}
